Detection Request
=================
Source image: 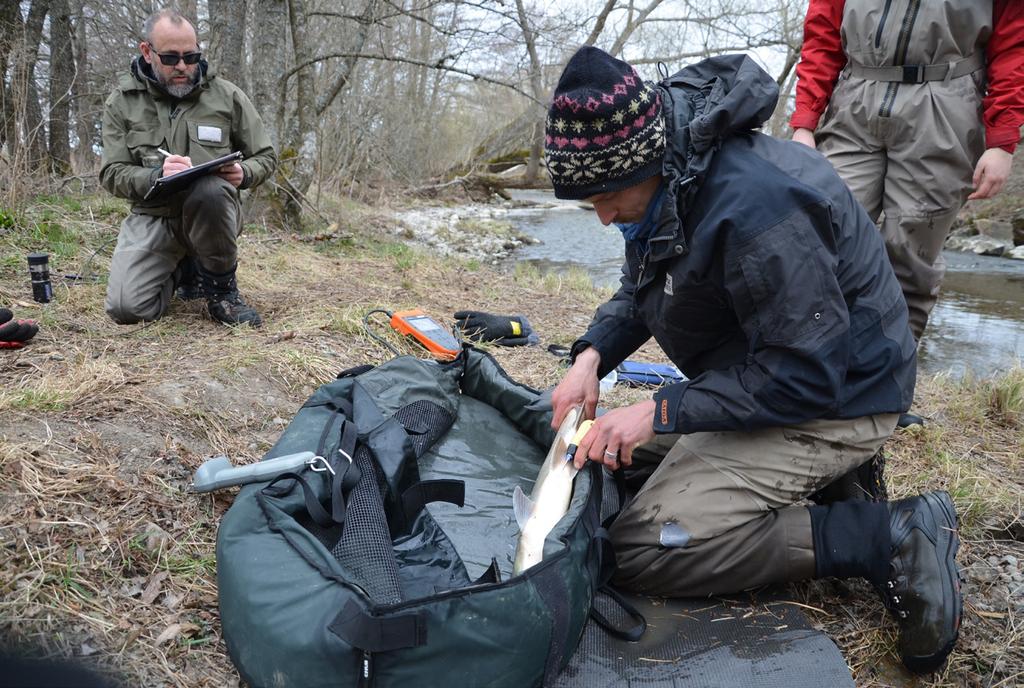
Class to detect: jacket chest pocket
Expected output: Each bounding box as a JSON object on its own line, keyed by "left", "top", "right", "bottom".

{"left": 186, "top": 120, "right": 231, "bottom": 163}
{"left": 650, "top": 279, "right": 734, "bottom": 339}
{"left": 126, "top": 129, "right": 165, "bottom": 168}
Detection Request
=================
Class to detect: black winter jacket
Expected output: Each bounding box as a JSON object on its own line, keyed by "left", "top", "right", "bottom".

{"left": 574, "top": 54, "right": 917, "bottom": 434}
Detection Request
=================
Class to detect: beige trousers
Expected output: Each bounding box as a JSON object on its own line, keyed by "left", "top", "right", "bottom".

{"left": 816, "top": 72, "right": 986, "bottom": 340}
{"left": 105, "top": 176, "right": 241, "bottom": 324}
{"left": 609, "top": 413, "right": 898, "bottom": 597}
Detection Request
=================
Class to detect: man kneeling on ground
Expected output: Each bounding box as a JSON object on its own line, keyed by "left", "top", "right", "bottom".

{"left": 547, "top": 47, "right": 961, "bottom": 674}
{"left": 100, "top": 7, "right": 276, "bottom": 327}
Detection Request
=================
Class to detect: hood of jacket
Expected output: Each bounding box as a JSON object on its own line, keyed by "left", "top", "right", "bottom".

{"left": 647, "top": 54, "right": 780, "bottom": 262}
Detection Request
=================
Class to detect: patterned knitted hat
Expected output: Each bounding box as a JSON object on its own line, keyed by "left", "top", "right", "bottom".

{"left": 545, "top": 47, "right": 665, "bottom": 200}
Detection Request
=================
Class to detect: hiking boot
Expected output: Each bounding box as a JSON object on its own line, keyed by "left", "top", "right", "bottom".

{"left": 809, "top": 450, "right": 888, "bottom": 504}
{"left": 883, "top": 491, "right": 962, "bottom": 674}
{"left": 198, "top": 264, "right": 263, "bottom": 327}
{"left": 173, "top": 256, "right": 204, "bottom": 301}
{"left": 897, "top": 412, "right": 925, "bottom": 428}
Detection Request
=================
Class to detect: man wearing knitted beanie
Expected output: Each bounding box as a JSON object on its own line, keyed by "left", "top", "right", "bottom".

{"left": 548, "top": 46, "right": 962, "bottom": 675}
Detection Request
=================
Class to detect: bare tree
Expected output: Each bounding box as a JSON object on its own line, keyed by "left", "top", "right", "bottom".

{"left": 48, "top": 0, "right": 75, "bottom": 173}
{"left": 10, "top": 0, "right": 51, "bottom": 172}
{"left": 207, "top": 0, "right": 246, "bottom": 85}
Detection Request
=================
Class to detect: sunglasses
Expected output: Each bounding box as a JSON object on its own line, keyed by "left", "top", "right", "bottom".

{"left": 148, "top": 43, "right": 202, "bottom": 66}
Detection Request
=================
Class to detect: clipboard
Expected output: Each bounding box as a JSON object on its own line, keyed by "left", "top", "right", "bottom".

{"left": 143, "top": 151, "right": 244, "bottom": 201}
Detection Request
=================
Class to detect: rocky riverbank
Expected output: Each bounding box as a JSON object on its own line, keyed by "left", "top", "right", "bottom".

{"left": 948, "top": 210, "right": 1024, "bottom": 259}
{"left": 392, "top": 201, "right": 544, "bottom": 263}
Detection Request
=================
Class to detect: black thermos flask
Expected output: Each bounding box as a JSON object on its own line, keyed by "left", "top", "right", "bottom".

{"left": 27, "top": 252, "right": 53, "bottom": 303}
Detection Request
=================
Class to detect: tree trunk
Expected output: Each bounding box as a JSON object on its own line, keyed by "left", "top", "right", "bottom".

{"left": 71, "top": 1, "right": 96, "bottom": 173}
{"left": 252, "top": 0, "right": 287, "bottom": 146}
{"left": 208, "top": 0, "right": 246, "bottom": 86}
{"left": 11, "top": 0, "right": 50, "bottom": 172}
{"left": 48, "top": 0, "right": 74, "bottom": 174}
{"left": 0, "top": 0, "right": 20, "bottom": 153}
{"left": 283, "top": 0, "right": 317, "bottom": 227}
{"left": 515, "top": 0, "right": 544, "bottom": 184}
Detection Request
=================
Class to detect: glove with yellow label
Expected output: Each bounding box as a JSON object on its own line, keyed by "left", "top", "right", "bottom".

{"left": 0, "top": 308, "right": 39, "bottom": 349}
{"left": 453, "top": 310, "right": 538, "bottom": 347}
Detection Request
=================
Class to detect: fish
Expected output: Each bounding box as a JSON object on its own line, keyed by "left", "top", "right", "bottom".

{"left": 512, "top": 407, "right": 590, "bottom": 574}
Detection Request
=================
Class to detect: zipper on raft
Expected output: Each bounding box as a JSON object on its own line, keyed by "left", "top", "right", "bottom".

{"left": 878, "top": 0, "right": 922, "bottom": 118}
{"left": 357, "top": 650, "right": 373, "bottom": 687}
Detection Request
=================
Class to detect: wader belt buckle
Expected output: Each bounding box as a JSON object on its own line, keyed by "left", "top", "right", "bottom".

{"left": 901, "top": 65, "right": 925, "bottom": 84}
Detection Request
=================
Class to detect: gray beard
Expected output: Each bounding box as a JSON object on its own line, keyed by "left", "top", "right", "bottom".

{"left": 157, "top": 69, "right": 199, "bottom": 98}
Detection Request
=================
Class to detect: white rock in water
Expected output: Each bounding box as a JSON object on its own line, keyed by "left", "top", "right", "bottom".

{"left": 1008, "top": 245, "right": 1024, "bottom": 260}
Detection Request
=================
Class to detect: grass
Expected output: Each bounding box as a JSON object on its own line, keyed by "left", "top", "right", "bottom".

{"left": 0, "top": 189, "right": 1021, "bottom": 687}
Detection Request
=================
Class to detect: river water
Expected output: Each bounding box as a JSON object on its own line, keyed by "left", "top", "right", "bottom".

{"left": 506, "top": 190, "right": 1024, "bottom": 378}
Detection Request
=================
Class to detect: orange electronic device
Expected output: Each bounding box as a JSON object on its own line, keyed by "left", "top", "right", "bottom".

{"left": 389, "top": 309, "right": 461, "bottom": 360}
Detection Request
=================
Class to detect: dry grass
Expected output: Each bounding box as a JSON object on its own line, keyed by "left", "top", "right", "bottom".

{"left": 1, "top": 191, "right": 1021, "bottom": 686}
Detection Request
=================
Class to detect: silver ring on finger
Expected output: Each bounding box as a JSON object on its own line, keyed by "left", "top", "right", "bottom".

{"left": 604, "top": 449, "right": 617, "bottom": 459}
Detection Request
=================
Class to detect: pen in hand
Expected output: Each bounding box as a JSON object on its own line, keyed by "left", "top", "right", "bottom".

{"left": 157, "top": 147, "right": 174, "bottom": 158}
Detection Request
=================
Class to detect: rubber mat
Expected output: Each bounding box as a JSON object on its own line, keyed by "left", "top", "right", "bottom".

{"left": 555, "top": 590, "right": 854, "bottom": 687}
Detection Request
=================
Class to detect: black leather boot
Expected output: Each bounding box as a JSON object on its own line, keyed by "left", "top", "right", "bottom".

{"left": 198, "top": 264, "right": 263, "bottom": 327}
{"left": 173, "top": 256, "right": 204, "bottom": 301}
{"left": 884, "top": 491, "right": 962, "bottom": 674}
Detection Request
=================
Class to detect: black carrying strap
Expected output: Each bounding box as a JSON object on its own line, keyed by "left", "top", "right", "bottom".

{"left": 263, "top": 397, "right": 362, "bottom": 529}
{"left": 586, "top": 468, "right": 646, "bottom": 642}
{"left": 328, "top": 599, "right": 427, "bottom": 652}
{"left": 330, "top": 415, "right": 361, "bottom": 525}
{"left": 588, "top": 526, "right": 647, "bottom": 642}
{"left": 400, "top": 479, "right": 465, "bottom": 523}
{"left": 263, "top": 471, "right": 335, "bottom": 528}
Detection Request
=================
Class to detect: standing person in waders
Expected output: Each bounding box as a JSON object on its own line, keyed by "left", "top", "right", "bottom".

{"left": 791, "top": 1, "right": 1024, "bottom": 350}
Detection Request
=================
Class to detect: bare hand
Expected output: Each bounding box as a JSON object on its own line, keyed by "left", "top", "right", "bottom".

{"left": 551, "top": 347, "right": 601, "bottom": 429}
{"left": 216, "top": 162, "right": 245, "bottom": 188}
{"left": 792, "top": 128, "right": 816, "bottom": 148}
{"left": 162, "top": 154, "right": 192, "bottom": 176}
{"left": 574, "top": 399, "right": 656, "bottom": 470}
{"left": 968, "top": 148, "right": 1013, "bottom": 200}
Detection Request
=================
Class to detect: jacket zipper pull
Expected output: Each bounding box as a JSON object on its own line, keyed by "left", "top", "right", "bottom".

{"left": 632, "top": 251, "right": 648, "bottom": 319}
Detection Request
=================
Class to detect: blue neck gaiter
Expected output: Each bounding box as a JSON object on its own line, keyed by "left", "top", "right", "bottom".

{"left": 615, "top": 182, "right": 666, "bottom": 248}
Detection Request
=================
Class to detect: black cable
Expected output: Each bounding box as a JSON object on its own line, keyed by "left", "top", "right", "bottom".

{"left": 362, "top": 309, "right": 401, "bottom": 357}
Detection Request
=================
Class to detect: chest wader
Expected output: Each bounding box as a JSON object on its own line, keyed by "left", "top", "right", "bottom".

{"left": 815, "top": 0, "right": 991, "bottom": 339}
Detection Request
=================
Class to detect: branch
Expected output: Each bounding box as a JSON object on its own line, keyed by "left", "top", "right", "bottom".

{"left": 628, "top": 40, "right": 791, "bottom": 66}
{"left": 285, "top": 52, "right": 540, "bottom": 104}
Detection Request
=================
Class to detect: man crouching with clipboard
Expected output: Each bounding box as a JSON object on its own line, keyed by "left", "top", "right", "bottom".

{"left": 100, "top": 7, "right": 276, "bottom": 327}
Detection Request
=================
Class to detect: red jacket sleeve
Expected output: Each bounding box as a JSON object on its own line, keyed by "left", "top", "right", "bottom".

{"left": 790, "top": 0, "right": 847, "bottom": 131}
{"left": 985, "top": 0, "right": 1024, "bottom": 152}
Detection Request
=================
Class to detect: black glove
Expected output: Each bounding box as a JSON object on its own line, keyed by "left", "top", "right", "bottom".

{"left": 454, "top": 310, "right": 538, "bottom": 347}
{"left": 0, "top": 308, "right": 39, "bottom": 349}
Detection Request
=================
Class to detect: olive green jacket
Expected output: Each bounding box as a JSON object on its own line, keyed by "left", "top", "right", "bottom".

{"left": 100, "top": 57, "right": 277, "bottom": 216}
